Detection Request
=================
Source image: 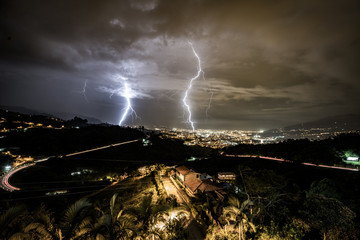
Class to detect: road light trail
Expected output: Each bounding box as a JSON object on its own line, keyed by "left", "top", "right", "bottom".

{"left": 0, "top": 139, "right": 140, "bottom": 192}
{"left": 1, "top": 163, "right": 35, "bottom": 191}
{"left": 223, "top": 154, "right": 359, "bottom": 171}
{"left": 65, "top": 139, "right": 139, "bottom": 157}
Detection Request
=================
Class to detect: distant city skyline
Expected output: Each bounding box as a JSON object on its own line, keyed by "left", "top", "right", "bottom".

{"left": 1, "top": 0, "right": 359, "bottom": 130}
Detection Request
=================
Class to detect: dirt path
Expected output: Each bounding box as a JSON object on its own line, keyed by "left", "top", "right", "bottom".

{"left": 162, "top": 175, "right": 205, "bottom": 239}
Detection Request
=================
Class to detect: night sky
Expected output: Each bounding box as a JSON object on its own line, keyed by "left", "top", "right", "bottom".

{"left": 1, "top": 0, "right": 359, "bottom": 130}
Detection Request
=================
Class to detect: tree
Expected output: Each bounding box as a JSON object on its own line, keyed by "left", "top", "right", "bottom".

{"left": 152, "top": 206, "right": 189, "bottom": 240}
{"left": 206, "top": 224, "right": 238, "bottom": 240}
{"left": 223, "top": 196, "right": 256, "bottom": 240}
{"left": 10, "top": 206, "right": 63, "bottom": 240}
{"left": 0, "top": 205, "right": 27, "bottom": 240}
{"left": 301, "top": 194, "right": 357, "bottom": 240}
{"left": 89, "top": 193, "right": 137, "bottom": 239}
{"left": 60, "top": 198, "right": 94, "bottom": 240}
{"left": 257, "top": 218, "right": 309, "bottom": 240}
{"left": 307, "top": 178, "right": 340, "bottom": 199}
{"left": 126, "top": 193, "right": 169, "bottom": 235}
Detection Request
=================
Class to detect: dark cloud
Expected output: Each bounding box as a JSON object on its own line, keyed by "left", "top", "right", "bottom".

{"left": 0, "top": 0, "right": 359, "bottom": 129}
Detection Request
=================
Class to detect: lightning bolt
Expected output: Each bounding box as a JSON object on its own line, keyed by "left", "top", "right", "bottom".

{"left": 182, "top": 41, "right": 204, "bottom": 131}
{"left": 81, "top": 80, "right": 88, "bottom": 102}
{"left": 118, "top": 79, "right": 139, "bottom": 126}
{"left": 109, "top": 90, "right": 116, "bottom": 99}
{"left": 200, "top": 68, "right": 214, "bottom": 119}
{"left": 206, "top": 91, "right": 214, "bottom": 118}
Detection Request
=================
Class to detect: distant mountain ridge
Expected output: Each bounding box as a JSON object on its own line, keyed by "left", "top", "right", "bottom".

{"left": 0, "top": 105, "right": 55, "bottom": 118}
{"left": 0, "top": 105, "right": 103, "bottom": 124}
{"left": 284, "top": 114, "right": 360, "bottom": 131}
{"left": 261, "top": 114, "right": 360, "bottom": 137}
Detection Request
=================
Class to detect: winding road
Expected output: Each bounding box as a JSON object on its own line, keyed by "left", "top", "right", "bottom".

{"left": 0, "top": 139, "right": 139, "bottom": 192}
{"left": 1, "top": 163, "right": 36, "bottom": 191}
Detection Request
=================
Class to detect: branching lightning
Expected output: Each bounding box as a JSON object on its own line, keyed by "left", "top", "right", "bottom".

{"left": 183, "top": 41, "right": 204, "bottom": 131}
{"left": 81, "top": 80, "right": 89, "bottom": 102}
{"left": 99, "top": 75, "right": 141, "bottom": 126}
{"left": 206, "top": 91, "right": 214, "bottom": 118}
{"left": 118, "top": 79, "right": 139, "bottom": 126}
{"left": 200, "top": 68, "right": 214, "bottom": 119}
{"left": 109, "top": 90, "right": 116, "bottom": 99}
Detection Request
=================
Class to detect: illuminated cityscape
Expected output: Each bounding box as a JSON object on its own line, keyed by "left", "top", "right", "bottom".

{"left": 156, "top": 127, "right": 359, "bottom": 148}
{"left": 1, "top": 0, "right": 360, "bottom": 239}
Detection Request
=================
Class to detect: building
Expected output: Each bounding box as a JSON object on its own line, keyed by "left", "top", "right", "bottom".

{"left": 346, "top": 156, "right": 359, "bottom": 161}
{"left": 218, "top": 172, "right": 236, "bottom": 181}
{"left": 174, "top": 166, "right": 225, "bottom": 199}
{"left": 175, "top": 166, "right": 202, "bottom": 182}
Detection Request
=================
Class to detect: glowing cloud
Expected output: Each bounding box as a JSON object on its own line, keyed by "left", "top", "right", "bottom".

{"left": 98, "top": 75, "right": 141, "bottom": 126}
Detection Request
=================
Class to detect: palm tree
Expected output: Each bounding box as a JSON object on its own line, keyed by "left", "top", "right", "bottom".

{"left": 8, "top": 199, "right": 93, "bottom": 240}
{"left": 223, "top": 196, "right": 256, "bottom": 240}
{"left": 10, "top": 206, "right": 63, "bottom": 240}
{"left": 60, "top": 198, "right": 94, "bottom": 240}
{"left": 0, "top": 205, "right": 27, "bottom": 240}
{"left": 125, "top": 193, "right": 174, "bottom": 239}
{"left": 127, "top": 193, "right": 168, "bottom": 232}
{"left": 150, "top": 206, "right": 189, "bottom": 240}
{"left": 89, "top": 193, "right": 137, "bottom": 239}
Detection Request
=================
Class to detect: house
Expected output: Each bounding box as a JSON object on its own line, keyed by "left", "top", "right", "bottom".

{"left": 174, "top": 166, "right": 225, "bottom": 199}
{"left": 175, "top": 166, "right": 200, "bottom": 183}
{"left": 197, "top": 180, "right": 223, "bottom": 193}
{"left": 175, "top": 165, "right": 191, "bottom": 183}
{"left": 184, "top": 178, "right": 203, "bottom": 195}
{"left": 186, "top": 179, "right": 225, "bottom": 200}
{"left": 218, "top": 172, "right": 236, "bottom": 181}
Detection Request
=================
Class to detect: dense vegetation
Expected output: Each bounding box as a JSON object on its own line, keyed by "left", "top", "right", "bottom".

{"left": 189, "top": 162, "right": 359, "bottom": 239}
{"left": 2, "top": 162, "right": 359, "bottom": 239}
{"left": 181, "top": 135, "right": 360, "bottom": 239}
{"left": 1, "top": 167, "right": 190, "bottom": 240}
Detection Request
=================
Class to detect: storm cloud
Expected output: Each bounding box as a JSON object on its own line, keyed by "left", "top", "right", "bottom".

{"left": 1, "top": 0, "right": 359, "bottom": 129}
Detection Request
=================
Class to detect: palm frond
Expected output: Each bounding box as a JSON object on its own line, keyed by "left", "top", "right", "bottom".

{"left": 8, "top": 232, "right": 28, "bottom": 240}
{"left": 228, "top": 196, "right": 241, "bottom": 209}
{"left": 96, "top": 233, "right": 106, "bottom": 240}
{"left": 110, "top": 193, "right": 118, "bottom": 217}
{"left": 248, "top": 222, "right": 256, "bottom": 232}
{"left": 0, "top": 205, "right": 26, "bottom": 233}
{"left": 63, "top": 198, "right": 92, "bottom": 225}
{"left": 61, "top": 198, "right": 92, "bottom": 238}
